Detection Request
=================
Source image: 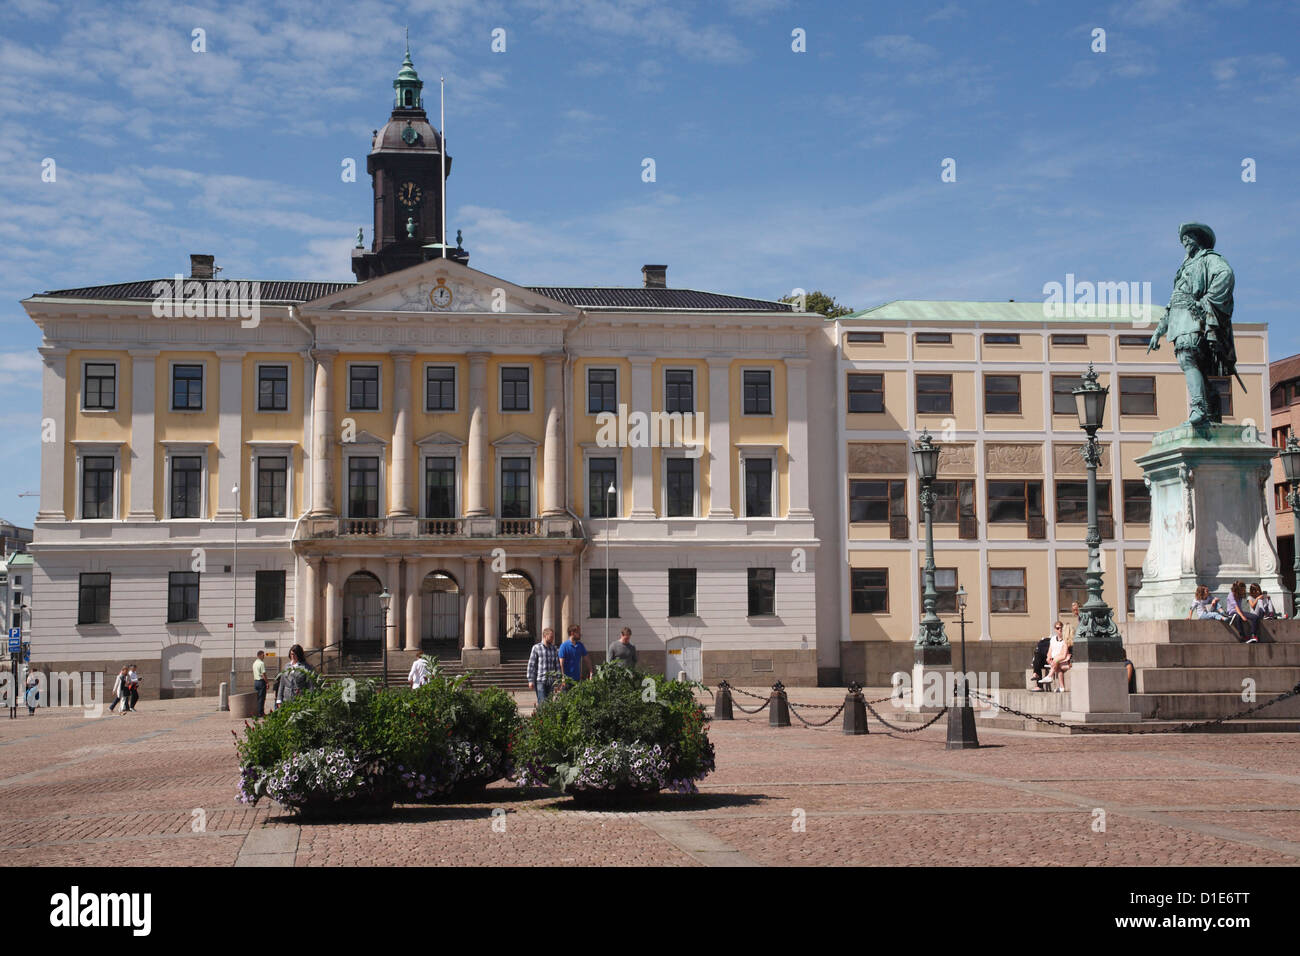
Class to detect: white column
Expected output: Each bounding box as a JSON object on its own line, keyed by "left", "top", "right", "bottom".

{"left": 560, "top": 556, "right": 574, "bottom": 642}
{"left": 324, "top": 559, "right": 341, "bottom": 650}
{"left": 216, "top": 351, "right": 243, "bottom": 517}
{"left": 785, "top": 357, "right": 812, "bottom": 517}
{"left": 707, "top": 357, "right": 733, "bottom": 518}
{"left": 463, "top": 558, "right": 480, "bottom": 649}
{"left": 385, "top": 556, "right": 402, "bottom": 651}
{"left": 311, "top": 349, "right": 337, "bottom": 515}
{"left": 404, "top": 559, "right": 421, "bottom": 651}
{"left": 391, "top": 350, "right": 414, "bottom": 516}
{"left": 629, "top": 356, "right": 655, "bottom": 518}
{"left": 302, "top": 557, "right": 320, "bottom": 650}
{"left": 542, "top": 353, "right": 566, "bottom": 515}
{"left": 540, "top": 556, "right": 556, "bottom": 635}
{"left": 127, "top": 350, "right": 158, "bottom": 519}
{"left": 482, "top": 565, "right": 499, "bottom": 650}
{"left": 38, "top": 347, "right": 68, "bottom": 520}
{"left": 466, "top": 352, "right": 489, "bottom": 516}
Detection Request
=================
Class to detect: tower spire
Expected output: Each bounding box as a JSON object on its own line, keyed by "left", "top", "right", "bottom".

{"left": 394, "top": 32, "right": 424, "bottom": 109}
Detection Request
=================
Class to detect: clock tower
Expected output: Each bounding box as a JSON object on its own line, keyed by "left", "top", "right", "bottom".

{"left": 351, "top": 43, "right": 468, "bottom": 281}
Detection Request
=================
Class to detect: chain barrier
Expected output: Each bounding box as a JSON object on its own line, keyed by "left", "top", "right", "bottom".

{"left": 731, "top": 695, "right": 771, "bottom": 715}
{"left": 966, "top": 683, "right": 1300, "bottom": 735}
{"left": 788, "top": 700, "right": 848, "bottom": 727}
{"left": 862, "top": 697, "right": 950, "bottom": 733}
{"left": 730, "top": 685, "right": 769, "bottom": 702}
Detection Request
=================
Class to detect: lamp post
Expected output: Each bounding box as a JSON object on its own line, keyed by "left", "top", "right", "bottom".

{"left": 231, "top": 483, "right": 239, "bottom": 695}
{"left": 605, "top": 481, "right": 615, "bottom": 660}
{"left": 945, "top": 583, "right": 979, "bottom": 749}
{"left": 1071, "top": 364, "right": 1124, "bottom": 658}
{"left": 379, "top": 587, "right": 392, "bottom": 688}
{"left": 1278, "top": 434, "right": 1300, "bottom": 614}
{"left": 911, "top": 430, "right": 952, "bottom": 711}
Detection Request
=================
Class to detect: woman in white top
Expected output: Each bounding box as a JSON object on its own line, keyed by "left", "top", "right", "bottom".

{"left": 1046, "top": 621, "right": 1072, "bottom": 692}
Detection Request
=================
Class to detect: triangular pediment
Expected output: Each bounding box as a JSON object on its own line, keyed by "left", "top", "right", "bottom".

{"left": 491, "top": 431, "right": 539, "bottom": 448}
{"left": 341, "top": 429, "right": 388, "bottom": 447}
{"left": 415, "top": 431, "right": 465, "bottom": 447}
{"left": 301, "top": 257, "right": 575, "bottom": 317}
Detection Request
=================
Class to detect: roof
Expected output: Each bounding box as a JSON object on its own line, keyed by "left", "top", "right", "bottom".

{"left": 1271, "top": 353, "right": 1300, "bottom": 387}
{"left": 4, "top": 553, "right": 32, "bottom": 567}
{"left": 846, "top": 299, "right": 1168, "bottom": 324}
{"left": 33, "top": 280, "right": 792, "bottom": 313}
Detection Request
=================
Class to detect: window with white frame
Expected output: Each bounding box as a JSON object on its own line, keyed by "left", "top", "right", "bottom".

{"left": 257, "top": 365, "right": 289, "bottom": 412}
{"left": 83, "top": 362, "right": 117, "bottom": 411}
{"left": 741, "top": 453, "right": 777, "bottom": 518}
{"left": 588, "top": 456, "right": 618, "bottom": 518}
{"left": 500, "top": 457, "right": 532, "bottom": 517}
{"left": 500, "top": 366, "right": 531, "bottom": 412}
{"left": 664, "top": 456, "right": 696, "bottom": 517}
{"left": 425, "top": 365, "right": 456, "bottom": 411}
{"left": 256, "top": 455, "right": 289, "bottom": 518}
{"left": 347, "top": 456, "right": 381, "bottom": 518}
{"left": 81, "top": 455, "right": 116, "bottom": 519}
{"left": 742, "top": 369, "right": 773, "bottom": 415}
{"left": 424, "top": 457, "right": 456, "bottom": 518}
{"left": 349, "top": 365, "right": 380, "bottom": 411}
{"left": 587, "top": 368, "right": 618, "bottom": 414}
{"left": 171, "top": 364, "right": 204, "bottom": 411}
{"left": 665, "top": 368, "right": 694, "bottom": 413}
{"left": 169, "top": 454, "right": 204, "bottom": 518}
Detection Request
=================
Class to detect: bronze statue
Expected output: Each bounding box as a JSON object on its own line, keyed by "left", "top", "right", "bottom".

{"left": 1147, "top": 223, "right": 1241, "bottom": 425}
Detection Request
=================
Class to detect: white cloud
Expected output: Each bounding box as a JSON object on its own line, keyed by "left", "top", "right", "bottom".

{"left": 865, "top": 35, "right": 940, "bottom": 64}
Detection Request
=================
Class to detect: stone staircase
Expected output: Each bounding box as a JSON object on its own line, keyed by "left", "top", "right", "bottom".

{"left": 323, "top": 651, "right": 531, "bottom": 692}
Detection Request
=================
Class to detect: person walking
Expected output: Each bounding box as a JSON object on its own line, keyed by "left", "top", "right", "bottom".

{"left": 608, "top": 627, "right": 637, "bottom": 668}
{"left": 407, "top": 654, "right": 430, "bottom": 690}
{"left": 126, "top": 664, "right": 140, "bottom": 711}
{"left": 24, "top": 664, "right": 39, "bottom": 716}
{"left": 558, "top": 625, "right": 589, "bottom": 683}
{"left": 275, "top": 644, "right": 315, "bottom": 707}
{"left": 252, "top": 651, "right": 268, "bottom": 716}
{"left": 527, "top": 627, "right": 561, "bottom": 707}
{"left": 109, "top": 665, "right": 129, "bottom": 715}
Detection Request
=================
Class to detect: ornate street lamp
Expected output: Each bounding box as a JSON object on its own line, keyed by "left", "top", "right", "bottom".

{"left": 1071, "top": 365, "right": 1124, "bottom": 659}
{"left": 1278, "top": 434, "right": 1300, "bottom": 612}
{"left": 379, "top": 587, "right": 392, "bottom": 687}
{"left": 946, "top": 583, "right": 978, "bottom": 749}
{"left": 911, "top": 429, "right": 949, "bottom": 653}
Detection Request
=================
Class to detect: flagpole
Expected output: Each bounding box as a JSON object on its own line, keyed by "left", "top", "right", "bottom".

{"left": 440, "top": 76, "right": 447, "bottom": 259}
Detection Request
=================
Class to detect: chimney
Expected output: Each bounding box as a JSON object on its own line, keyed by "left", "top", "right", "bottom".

{"left": 641, "top": 264, "right": 667, "bottom": 289}
{"left": 190, "top": 254, "right": 216, "bottom": 279}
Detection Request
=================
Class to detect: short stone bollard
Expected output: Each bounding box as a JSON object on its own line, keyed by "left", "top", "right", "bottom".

{"left": 768, "top": 681, "right": 790, "bottom": 728}
{"left": 229, "top": 692, "right": 259, "bottom": 719}
{"left": 218, "top": 682, "right": 229, "bottom": 712}
{"left": 843, "top": 682, "right": 868, "bottom": 735}
{"left": 714, "top": 681, "right": 734, "bottom": 720}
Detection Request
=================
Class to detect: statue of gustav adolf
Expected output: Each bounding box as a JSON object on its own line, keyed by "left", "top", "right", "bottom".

{"left": 1147, "top": 223, "right": 1242, "bottom": 425}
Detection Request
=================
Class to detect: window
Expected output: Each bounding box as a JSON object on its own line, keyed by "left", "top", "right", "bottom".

{"left": 424, "top": 457, "right": 455, "bottom": 519}
{"left": 1052, "top": 334, "right": 1087, "bottom": 346}
{"left": 847, "top": 373, "right": 884, "bottom": 413}
{"left": 846, "top": 331, "right": 883, "bottom": 343}
{"left": 425, "top": 366, "right": 456, "bottom": 411}
{"left": 590, "top": 569, "right": 619, "bottom": 619}
{"left": 1057, "top": 568, "right": 1088, "bottom": 612}
{"left": 984, "top": 333, "right": 1020, "bottom": 345}
{"left": 747, "top": 568, "right": 775, "bottom": 617}
{"left": 665, "top": 369, "right": 694, "bottom": 413}
{"left": 1126, "top": 567, "right": 1143, "bottom": 614}
{"left": 930, "top": 480, "right": 975, "bottom": 524}
{"left": 668, "top": 568, "right": 697, "bottom": 617}
{"left": 256, "top": 456, "right": 288, "bottom": 518}
{"left": 1055, "top": 480, "right": 1112, "bottom": 523}
{"left": 984, "top": 375, "right": 1021, "bottom": 414}
{"left": 169, "top": 455, "right": 203, "bottom": 518}
{"left": 349, "top": 365, "right": 380, "bottom": 411}
{"left": 850, "top": 568, "right": 888, "bottom": 613}
{"left": 347, "top": 457, "right": 380, "bottom": 518}
{"left": 744, "top": 458, "right": 774, "bottom": 517}
{"left": 919, "top": 567, "right": 958, "bottom": 613}
{"left": 254, "top": 570, "right": 286, "bottom": 621}
{"left": 1052, "top": 374, "right": 1083, "bottom": 416}
{"left": 1278, "top": 483, "right": 1293, "bottom": 513}
{"left": 990, "top": 568, "right": 1027, "bottom": 613}
{"left": 1117, "top": 334, "right": 1150, "bottom": 346}
{"left": 501, "top": 458, "right": 531, "bottom": 517}
{"left": 916, "top": 374, "right": 953, "bottom": 414}
{"left": 1272, "top": 385, "right": 1286, "bottom": 411}
{"left": 588, "top": 457, "right": 617, "bottom": 518}
{"left": 916, "top": 332, "right": 952, "bottom": 344}
{"left": 987, "top": 481, "right": 1043, "bottom": 523}
{"left": 665, "top": 458, "right": 695, "bottom": 517}
{"left": 171, "top": 364, "right": 203, "bottom": 410}
{"left": 743, "top": 370, "right": 772, "bottom": 415}
{"left": 1123, "top": 479, "right": 1151, "bottom": 526}
{"left": 257, "top": 365, "right": 289, "bottom": 411}
{"left": 1119, "top": 376, "right": 1156, "bottom": 415}
{"left": 849, "top": 479, "right": 906, "bottom": 524}
{"left": 501, "top": 367, "right": 530, "bottom": 411}
{"left": 77, "top": 573, "right": 110, "bottom": 625}
{"left": 81, "top": 456, "right": 115, "bottom": 519}
{"left": 1210, "top": 377, "right": 1233, "bottom": 417}
{"left": 587, "top": 368, "right": 617, "bottom": 414}
{"left": 167, "top": 571, "right": 199, "bottom": 623}
{"left": 1273, "top": 426, "right": 1290, "bottom": 449}
{"left": 83, "top": 363, "right": 116, "bottom": 410}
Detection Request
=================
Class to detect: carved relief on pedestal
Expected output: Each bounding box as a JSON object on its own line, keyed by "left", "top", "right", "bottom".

{"left": 847, "top": 442, "right": 909, "bottom": 475}
{"left": 936, "top": 443, "right": 975, "bottom": 475}
{"left": 1257, "top": 464, "right": 1279, "bottom": 574}
{"left": 985, "top": 443, "right": 1042, "bottom": 475}
{"left": 1052, "top": 443, "right": 1111, "bottom": 476}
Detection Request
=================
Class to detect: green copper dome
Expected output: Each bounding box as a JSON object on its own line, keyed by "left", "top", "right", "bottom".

{"left": 393, "top": 32, "right": 424, "bottom": 109}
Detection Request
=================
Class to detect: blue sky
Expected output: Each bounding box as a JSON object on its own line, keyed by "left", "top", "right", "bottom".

{"left": 1, "top": 0, "right": 1298, "bottom": 525}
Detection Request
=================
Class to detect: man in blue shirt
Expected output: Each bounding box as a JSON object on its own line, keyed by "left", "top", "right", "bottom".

{"left": 558, "top": 625, "right": 589, "bottom": 683}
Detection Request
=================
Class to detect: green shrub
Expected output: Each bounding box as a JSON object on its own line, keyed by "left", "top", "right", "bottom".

{"left": 511, "top": 663, "right": 714, "bottom": 796}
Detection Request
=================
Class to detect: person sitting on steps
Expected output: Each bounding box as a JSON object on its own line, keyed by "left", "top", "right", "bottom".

{"left": 1188, "top": 585, "right": 1227, "bottom": 621}
{"left": 1224, "top": 581, "right": 1260, "bottom": 643}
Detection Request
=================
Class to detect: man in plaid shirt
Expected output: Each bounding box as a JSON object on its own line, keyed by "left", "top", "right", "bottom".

{"left": 527, "top": 627, "right": 562, "bottom": 706}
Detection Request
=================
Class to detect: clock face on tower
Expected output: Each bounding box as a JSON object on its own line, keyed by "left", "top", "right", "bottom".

{"left": 430, "top": 278, "right": 453, "bottom": 310}
{"left": 397, "top": 181, "right": 423, "bottom": 207}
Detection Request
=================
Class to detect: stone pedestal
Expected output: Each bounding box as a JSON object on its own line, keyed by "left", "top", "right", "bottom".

{"left": 1134, "top": 422, "right": 1288, "bottom": 620}
{"left": 1060, "top": 662, "right": 1140, "bottom": 723}
{"left": 907, "top": 644, "right": 952, "bottom": 713}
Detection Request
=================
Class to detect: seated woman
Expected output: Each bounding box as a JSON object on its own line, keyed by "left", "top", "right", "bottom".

{"left": 1248, "top": 584, "right": 1278, "bottom": 620}
{"left": 1046, "top": 621, "right": 1072, "bottom": 692}
{"left": 1224, "top": 581, "right": 1261, "bottom": 643}
{"left": 1188, "top": 585, "right": 1227, "bottom": 621}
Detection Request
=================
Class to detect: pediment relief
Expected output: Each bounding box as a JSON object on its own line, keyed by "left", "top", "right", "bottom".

{"left": 304, "top": 259, "right": 572, "bottom": 317}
